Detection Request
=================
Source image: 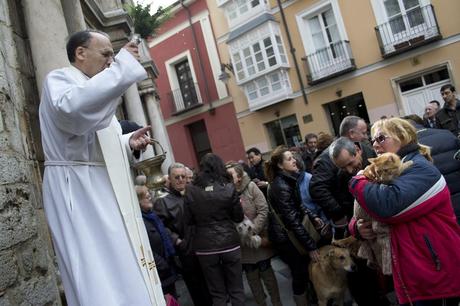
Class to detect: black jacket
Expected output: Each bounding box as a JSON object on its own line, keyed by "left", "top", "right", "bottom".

{"left": 185, "top": 182, "right": 244, "bottom": 253}
{"left": 309, "top": 142, "right": 376, "bottom": 222}
{"left": 267, "top": 171, "right": 317, "bottom": 251}
{"left": 153, "top": 189, "right": 186, "bottom": 243}
{"left": 416, "top": 125, "right": 460, "bottom": 221}
{"left": 435, "top": 101, "right": 460, "bottom": 136}
{"left": 142, "top": 216, "right": 177, "bottom": 289}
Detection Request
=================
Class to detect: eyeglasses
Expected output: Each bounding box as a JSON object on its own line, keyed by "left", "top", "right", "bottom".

{"left": 371, "top": 134, "right": 388, "bottom": 144}
{"left": 173, "top": 175, "right": 186, "bottom": 180}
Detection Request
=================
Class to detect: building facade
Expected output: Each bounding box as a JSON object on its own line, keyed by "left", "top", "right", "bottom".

{"left": 0, "top": 0, "right": 170, "bottom": 304}
{"left": 209, "top": 0, "right": 460, "bottom": 153}
{"left": 149, "top": 0, "right": 246, "bottom": 169}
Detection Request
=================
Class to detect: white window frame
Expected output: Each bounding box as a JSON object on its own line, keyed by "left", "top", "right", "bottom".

{"left": 296, "top": 0, "right": 349, "bottom": 59}
{"left": 164, "top": 50, "right": 202, "bottom": 110}
{"left": 223, "top": 0, "right": 268, "bottom": 29}
{"left": 243, "top": 68, "right": 293, "bottom": 111}
{"left": 370, "top": 0, "right": 436, "bottom": 50}
{"left": 228, "top": 21, "right": 289, "bottom": 84}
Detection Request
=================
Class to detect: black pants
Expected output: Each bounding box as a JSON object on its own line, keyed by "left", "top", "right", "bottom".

{"left": 401, "top": 297, "right": 460, "bottom": 306}
{"left": 179, "top": 254, "right": 213, "bottom": 306}
{"left": 197, "top": 248, "right": 245, "bottom": 306}
{"left": 347, "top": 258, "right": 390, "bottom": 306}
{"left": 275, "top": 241, "right": 310, "bottom": 295}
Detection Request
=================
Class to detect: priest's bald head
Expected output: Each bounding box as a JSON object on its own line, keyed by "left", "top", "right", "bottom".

{"left": 66, "top": 30, "right": 115, "bottom": 78}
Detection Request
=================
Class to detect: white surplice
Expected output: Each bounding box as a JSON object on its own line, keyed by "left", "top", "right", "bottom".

{"left": 39, "top": 49, "right": 164, "bottom": 306}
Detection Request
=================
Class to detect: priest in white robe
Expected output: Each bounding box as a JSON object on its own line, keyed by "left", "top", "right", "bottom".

{"left": 39, "top": 29, "right": 164, "bottom": 306}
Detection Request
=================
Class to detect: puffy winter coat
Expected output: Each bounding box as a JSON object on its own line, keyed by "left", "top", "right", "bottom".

{"left": 349, "top": 144, "right": 460, "bottom": 304}
{"left": 416, "top": 125, "right": 460, "bottom": 221}
{"left": 267, "top": 171, "right": 317, "bottom": 252}
{"left": 185, "top": 182, "right": 244, "bottom": 253}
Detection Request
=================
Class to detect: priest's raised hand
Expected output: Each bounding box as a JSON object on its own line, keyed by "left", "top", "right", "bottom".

{"left": 129, "top": 125, "right": 154, "bottom": 151}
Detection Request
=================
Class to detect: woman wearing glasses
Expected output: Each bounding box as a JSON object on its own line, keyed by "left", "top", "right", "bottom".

{"left": 184, "top": 153, "right": 245, "bottom": 306}
{"left": 349, "top": 117, "right": 460, "bottom": 306}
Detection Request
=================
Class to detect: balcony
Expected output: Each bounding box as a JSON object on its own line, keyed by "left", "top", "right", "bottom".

{"left": 303, "top": 40, "right": 356, "bottom": 85}
{"left": 168, "top": 82, "right": 203, "bottom": 115}
{"left": 375, "top": 5, "right": 441, "bottom": 58}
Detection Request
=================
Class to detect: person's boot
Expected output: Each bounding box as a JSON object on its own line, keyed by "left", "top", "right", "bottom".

{"left": 246, "top": 270, "right": 267, "bottom": 306}
{"left": 293, "top": 292, "right": 308, "bottom": 306}
{"left": 260, "top": 267, "right": 283, "bottom": 306}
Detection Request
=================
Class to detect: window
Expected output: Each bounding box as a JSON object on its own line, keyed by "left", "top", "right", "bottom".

{"left": 371, "top": 0, "right": 440, "bottom": 56}
{"left": 308, "top": 8, "right": 340, "bottom": 56}
{"left": 297, "top": 2, "right": 355, "bottom": 83}
{"left": 225, "top": 0, "right": 262, "bottom": 22}
{"left": 384, "top": 0, "right": 424, "bottom": 35}
{"left": 244, "top": 70, "right": 289, "bottom": 101}
{"left": 231, "top": 35, "right": 287, "bottom": 83}
{"left": 265, "top": 115, "right": 302, "bottom": 148}
{"left": 174, "top": 59, "right": 199, "bottom": 111}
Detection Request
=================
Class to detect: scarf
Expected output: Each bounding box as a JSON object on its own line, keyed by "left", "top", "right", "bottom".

{"left": 142, "top": 211, "right": 176, "bottom": 258}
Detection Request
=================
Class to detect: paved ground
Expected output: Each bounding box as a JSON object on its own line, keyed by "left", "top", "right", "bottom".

{"left": 176, "top": 257, "right": 297, "bottom": 306}
{"left": 175, "top": 256, "right": 399, "bottom": 306}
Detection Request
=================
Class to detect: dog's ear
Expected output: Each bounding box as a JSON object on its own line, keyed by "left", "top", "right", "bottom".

{"left": 331, "top": 236, "right": 357, "bottom": 248}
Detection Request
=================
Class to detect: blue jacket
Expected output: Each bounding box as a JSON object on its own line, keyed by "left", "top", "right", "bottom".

{"left": 416, "top": 125, "right": 460, "bottom": 222}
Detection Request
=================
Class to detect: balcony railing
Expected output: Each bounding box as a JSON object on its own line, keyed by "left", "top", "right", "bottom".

{"left": 304, "top": 40, "right": 356, "bottom": 85}
{"left": 375, "top": 4, "right": 441, "bottom": 58}
{"left": 168, "top": 82, "right": 203, "bottom": 115}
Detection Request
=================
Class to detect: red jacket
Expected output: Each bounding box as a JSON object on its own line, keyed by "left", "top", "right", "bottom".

{"left": 349, "top": 150, "right": 460, "bottom": 304}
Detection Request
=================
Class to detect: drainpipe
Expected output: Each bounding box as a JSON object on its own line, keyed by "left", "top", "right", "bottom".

{"left": 180, "top": 0, "right": 215, "bottom": 114}
{"left": 275, "top": 0, "right": 308, "bottom": 104}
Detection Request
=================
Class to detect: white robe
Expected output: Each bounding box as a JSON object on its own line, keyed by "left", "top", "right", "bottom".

{"left": 39, "top": 49, "right": 164, "bottom": 306}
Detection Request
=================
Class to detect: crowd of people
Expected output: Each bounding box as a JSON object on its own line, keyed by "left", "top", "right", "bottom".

{"left": 135, "top": 100, "right": 460, "bottom": 306}
{"left": 40, "top": 29, "right": 460, "bottom": 306}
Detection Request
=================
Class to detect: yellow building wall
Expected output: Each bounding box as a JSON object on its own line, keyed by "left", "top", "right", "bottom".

{"left": 207, "top": 0, "right": 460, "bottom": 151}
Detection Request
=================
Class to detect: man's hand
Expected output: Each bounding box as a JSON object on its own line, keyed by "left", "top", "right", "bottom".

{"left": 256, "top": 180, "right": 268, "bottom": 188}
{"left": 123, "top": 41, "right": 140, "bottom": 60}
{"left": 357, "top": 219, "right": 376, "bottom": 240}
{"left": 129, "top": 126, "right": 153, "bottom": 151}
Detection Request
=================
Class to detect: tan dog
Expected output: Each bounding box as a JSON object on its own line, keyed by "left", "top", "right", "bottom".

{"left": 309, "top": 242, "right": 356, "bottom": 306}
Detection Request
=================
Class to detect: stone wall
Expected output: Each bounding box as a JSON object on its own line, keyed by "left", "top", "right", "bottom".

{"left": 0, "top": 1, "right": 61, "bottom": 305}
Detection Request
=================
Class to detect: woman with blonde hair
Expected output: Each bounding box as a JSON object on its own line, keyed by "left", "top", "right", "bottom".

{"left": 349, "top": 117, "right": 460, "bottom": 306}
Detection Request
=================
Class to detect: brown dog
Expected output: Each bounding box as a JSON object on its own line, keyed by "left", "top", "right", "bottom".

{"left": 309, "top": 242, "right": 356, "bottom": 306}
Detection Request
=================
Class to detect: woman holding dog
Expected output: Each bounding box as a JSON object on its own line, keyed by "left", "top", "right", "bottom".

{"left": 265, "top": 146, "right": 320, "bottom": 306}
{"left": 349, "top": 117, "right": 460, "bottom": 306}
{"left": 226, "top": 162, "right": 282, "bottom": 306}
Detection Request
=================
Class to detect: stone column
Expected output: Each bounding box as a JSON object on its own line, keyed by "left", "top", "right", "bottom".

{"left": 124, "top": 84, "right": 155, "bottom": 158}
{"left": 142, "top": 90, "right": 175, "bottom": 174}
{"left": 60, "top": 0, "right": 86, "bottom": 33}
{"left": 22, "top": 0, "right": 69, "bottom": 94}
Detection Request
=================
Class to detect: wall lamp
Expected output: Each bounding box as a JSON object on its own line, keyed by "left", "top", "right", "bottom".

{"left": 218, "top": 63, "right": 233, "bottom": 84}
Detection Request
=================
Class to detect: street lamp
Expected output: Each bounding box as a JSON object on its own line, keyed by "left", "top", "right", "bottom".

{"left": 218, "top": 63, "right": 233, "bottom": 84}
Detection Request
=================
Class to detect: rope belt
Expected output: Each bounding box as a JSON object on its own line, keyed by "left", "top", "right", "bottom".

{"left": 44, "top": 160, "right": 106, "bottom": 167}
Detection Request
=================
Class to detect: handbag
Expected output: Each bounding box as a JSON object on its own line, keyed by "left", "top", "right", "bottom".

{"left": 267, "top": 185, "right": 320, "bottom": 255}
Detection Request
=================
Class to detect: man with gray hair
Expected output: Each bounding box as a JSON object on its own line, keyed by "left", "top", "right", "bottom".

{"left": 154, "top": 162, "right": 212, "bottom": 305}
{"left": 310, "top": 119, "right": 384, "bottom": 306}
{"left": 310, "top": 116, "right": 373, "bottom": 234}
{"left": 339, "top": 115, "right": 369, "bottom": 141}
